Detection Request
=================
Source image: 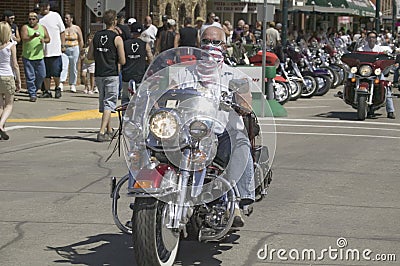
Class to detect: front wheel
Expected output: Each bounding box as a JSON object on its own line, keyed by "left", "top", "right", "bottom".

{"left": 301, "top": 75, "right": 317, "bottom": 98}
{"left": 314, "top": 75, "right": 332, "bottom": 96}
{"left": 357, "top": 95, "right": 368, "bottom": 121}
{"left": 274, "top": 81, "right": 291, "bottom": 105}
{"left": 132, "top": 198, "right": 180, "bottom": 266}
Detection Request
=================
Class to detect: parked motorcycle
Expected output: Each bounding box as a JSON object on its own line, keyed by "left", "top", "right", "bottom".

{"left": 341, "top": 51, "right": 395, "bottom": 120}
{"left": 111, "top": 47, "right": 274, "bottom": 265}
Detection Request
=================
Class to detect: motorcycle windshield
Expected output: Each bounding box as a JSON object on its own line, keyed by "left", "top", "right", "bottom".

{"left": 123, "top": 48, "right": 223, "bottom": 173}
{"left": 122, "top": 47, "right": 276, "bottom": 196}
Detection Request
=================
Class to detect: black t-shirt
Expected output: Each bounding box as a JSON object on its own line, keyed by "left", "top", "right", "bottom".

{"left": 160, "top": 30, "right": 176, "bottom": 52}
{"left": 116, "top": 24, "right": 131, "bottom": 41}
{"left": 178, "top": 26, "right": 198, "bottom": 47}
{"left": 93, "top": 29, "right": 119, "bottom": 77}
{"left": 122, "top": 38, "right": 147, "bottom": 83}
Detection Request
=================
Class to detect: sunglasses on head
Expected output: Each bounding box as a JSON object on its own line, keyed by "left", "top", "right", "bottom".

{"left": 201, "top": 39, "right": 224, "bottom": 46}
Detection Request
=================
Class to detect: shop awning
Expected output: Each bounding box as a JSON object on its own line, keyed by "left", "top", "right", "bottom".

{"left": 290, "top": 0, "right": 376, "bottom": 17}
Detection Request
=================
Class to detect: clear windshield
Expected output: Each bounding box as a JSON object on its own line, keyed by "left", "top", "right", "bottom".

{"left": 122, "top": 47, "right": 276, "bottom": 200}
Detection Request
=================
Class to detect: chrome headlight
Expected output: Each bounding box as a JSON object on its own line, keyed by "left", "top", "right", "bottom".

{"left": 189, "top": 120, "right": 212, "bottom": 139}
{"left": 359, "top": 65, "right": 372, "bottom": 77}
{"left": 350, "top": 67, "right": 358, "bottom": 74}
{"left": 149, "top": 111, "right": 178, "bottom": 139}
{"left": 374, "top": 68, "right": 382, "bottom": 75}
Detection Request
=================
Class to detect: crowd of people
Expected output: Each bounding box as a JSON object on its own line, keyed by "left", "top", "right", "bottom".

{"left": 1, "top": 1, "right": 400, "bottom": 140}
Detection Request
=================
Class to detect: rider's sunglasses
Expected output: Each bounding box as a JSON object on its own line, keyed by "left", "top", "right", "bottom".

{"left": 28, "top": 18, "right": 37, "bottom": 21}
{"left": 201, "top": 39, "right": 224, "bottom": 46}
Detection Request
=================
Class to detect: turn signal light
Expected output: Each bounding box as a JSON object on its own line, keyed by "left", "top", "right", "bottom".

{"left": 374, "top": 79, "right": 380, "bottom": 84}
{"left": 351, "top": 78, "right": 356, "bottom": 83}
{"left": 134, "top": 180, "right": 153, "bottom": 189}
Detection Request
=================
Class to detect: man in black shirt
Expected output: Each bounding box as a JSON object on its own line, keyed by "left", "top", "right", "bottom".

{"left": 174, "top": 17, "right": 199, "bottom": 47}
{"left": 88, "top": 9, "right": 126, "bottom": 142}
{"left": 121, "top": 22, "right": 154, "bottom": 106}
{"left": 2, "top": 10, "right": 21, "bottom": 43}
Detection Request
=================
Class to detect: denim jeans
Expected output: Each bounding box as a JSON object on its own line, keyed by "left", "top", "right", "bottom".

{"left": 386, "top": 87, "right": 395, "bottom": 113}
{"left": 393, "top": 65, "right": 400, "bottom": 84}
{"left": 22, "top": 57, "right": 46, "bottom": 98}
{"left": 217, "top": 130, "right": 255, "bottom": 202}
{"left": 60, "top": 46, "right": 80, "bottom": 85}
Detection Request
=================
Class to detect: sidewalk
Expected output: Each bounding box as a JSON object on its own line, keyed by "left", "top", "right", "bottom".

{"left": 10, "top": 85, "right": 104, "bottom": 122}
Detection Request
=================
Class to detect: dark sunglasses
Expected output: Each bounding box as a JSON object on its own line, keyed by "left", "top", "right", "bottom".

{"left": 28, "top": 18, "right": 37, "bottom": 21}
{"left": 201, "top": 39, "right": 224, "bottom": 46}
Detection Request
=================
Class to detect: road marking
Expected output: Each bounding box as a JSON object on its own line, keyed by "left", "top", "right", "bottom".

{"left": 259, "top": 117, "right": 400, "bottom": 127}
{"left": 6, "top": 125, "right": 98, "bottom": 131}
{"left": 264, "top": 123, "right": 400, "bottom": 133}
{"left": 272, "top": 131, "right": 400, "bottom": 139}
{"left": 284, "top": 106, "right": 330, "bottom": 109}
{"left": 8, "top": 109, "right": 118, "bottom": 122}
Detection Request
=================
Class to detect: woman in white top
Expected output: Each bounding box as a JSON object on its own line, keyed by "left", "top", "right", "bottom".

{"left": 0, "top": 21, "right": 21, "bottom": 140}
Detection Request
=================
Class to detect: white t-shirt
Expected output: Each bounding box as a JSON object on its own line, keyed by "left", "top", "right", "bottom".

{"left": 357, "top": 44, "right": 387, "bottom": 52}
{"left": 0, "top": 42, "right": 14, "bottom": 76}
{"left": 39, "top": 11, "right": 65, "bottom": 57}
{"left": 143, "top": 24, "right": 158, "bottom": 44}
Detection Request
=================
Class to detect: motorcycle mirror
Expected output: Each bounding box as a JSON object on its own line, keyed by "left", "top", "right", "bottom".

{"left": 229, "top": 79, "right": 250, "bottom": 93}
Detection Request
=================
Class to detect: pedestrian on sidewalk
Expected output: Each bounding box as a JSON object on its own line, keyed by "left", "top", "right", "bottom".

{"left": 0, "top": 21, "right": 21, "bottom": 140}
{"left": 38, "top": 0, "right": 66, "bottom": 99}
{"left": 2, "top": 10, "right": 21, "bottom": 44}
{"left": 88, "top": 9, "right": 125, "bottom": 142}
{"left": 80, "top": 33, "right": 96, "bottom": 94}
{"left": 20, "top": 12, "right": 50, "bottom": 102}
{"left": 60, "top": 12, "right": 83, "bottom": 93}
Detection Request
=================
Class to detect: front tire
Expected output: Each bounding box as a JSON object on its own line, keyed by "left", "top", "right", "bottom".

{"left": 274, "top": 81, "right": 291, "bottom": 105}
{"left": 132, "top": 198, "right": 180, "bottom": 266}
{"left": 301, "top": 75, "right": 317, "bottom": 98}
{"left": 357, "top": 95, "right": 367, "bottom": 121}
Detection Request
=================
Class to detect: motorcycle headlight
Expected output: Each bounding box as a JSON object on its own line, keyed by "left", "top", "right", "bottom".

{"left": 374, "top": 68, "right": 382, "bottom": 75}
{"left": 189, "top": 120, "right": 211, "bottom": 139}
{"left": 359, "top": 65, "right": 372, "bottom": 77}
{"left": 149, "top": 111, "right": 178, "bottom": 139}
{"left": 350, "top": 67, "right": 358, "bottom": 74}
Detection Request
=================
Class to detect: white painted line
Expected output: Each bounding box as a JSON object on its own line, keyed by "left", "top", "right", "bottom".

{"left": 284, "top": 106, "right": 330, "bottom": 109}
{"left": 259, "top": 117, "right": 400, "bottom": 127}
{"left": 6, "top": 125, "right": 98, "bottom": 131}
{"left": 271, "top": 131, "right": 400, "bottom": 140}
{"left": 264, "top": 123, "right": 400, "bottom": 133}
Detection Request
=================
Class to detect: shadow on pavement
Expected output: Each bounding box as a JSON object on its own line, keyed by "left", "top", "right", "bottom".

{"left": 46, "top": 232, "right": 240, "bottom": 266}
{"left": 45, "top": 135, "right": 99, "bottom": 142}
{"left": 315, "top": 111, "right": 383, "bottom": 120}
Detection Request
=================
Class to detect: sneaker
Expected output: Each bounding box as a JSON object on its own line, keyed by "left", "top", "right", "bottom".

{"left": 59, "top": 82, "right": 64, "bottom": 91}
{"left": 88, "top": 90, "right": 94, "bottom": 95}
{"left": 55, "top": 87, "right": 62, "bottom": 99}
{"left": 70, "top": 85, "right": 76, "bottom": 93}
{"left": 97, "top": 132, "right": 112, "bottom": 142}
{"left": 0, "top": 128, "right": 9, "bottom": 140}
{"left": 387, "top": 112, "right": 395, "bottom": 119}
{"left": 38, "top": 90, "right": 52, "bottom": 98}
{"left": 94, "top": 87, "right": 99, "bottom": 93}
{"left": 29, "top": 97, "right": 37, "bottom": 102}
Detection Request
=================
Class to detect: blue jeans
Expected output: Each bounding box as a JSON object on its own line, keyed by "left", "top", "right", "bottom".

{"left": 217, "top": 130, "right": 255, "bottom": 202}
{"left": 386, "top": 87, "right": 395, "bottom": 113}
{"left": 393, "top": 65, "right": 400, "bottom": 84}
{"left": 22, "top": 57, "right": 46, "bottom": 98}
{"left": 60, "top": 46, "right": 80, "bottom": 85}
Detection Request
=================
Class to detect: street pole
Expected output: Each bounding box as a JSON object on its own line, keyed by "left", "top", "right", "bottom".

{"left": 393, "top": 0, "right": 397, "bottom": 37}
{"left": 282, "top": 0, "right": 288, "bottom": 47}
{"left": 261, "top": 0, "right": 267, "bottom": 116}
{"left": 375, "top": 0, "right": 380, "bottom": 32}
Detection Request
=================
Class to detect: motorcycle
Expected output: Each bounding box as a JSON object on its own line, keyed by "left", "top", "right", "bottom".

{"left": 341, "top": 51, "right": 395, "bottom": 120}
{"left": 110, "top": 47, "right": 274, "bottom": 265}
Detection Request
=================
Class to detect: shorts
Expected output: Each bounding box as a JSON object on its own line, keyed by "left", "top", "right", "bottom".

{"left": 95, "top": 76, "right": 119, "bottom": 113}
{"left": 0, "top": 76, "right": 16, "bottom": 95}
{"left": 82, "top": 62, "right": 95, "bottom": 74}
{"left": 44, "top": 56, "right": 62, "bottom": 78}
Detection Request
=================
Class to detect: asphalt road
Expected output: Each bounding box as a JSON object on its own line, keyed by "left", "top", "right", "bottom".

{"left": 0, "top": 86, "right": 399, "bottom": 266}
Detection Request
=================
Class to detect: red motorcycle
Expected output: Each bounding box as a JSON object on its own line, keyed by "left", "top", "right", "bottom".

{"left": 249, "top": 50, "right": 291, "bottom": 104}
{"left": 341, "top": 51, "right": 394, "bottom": 120}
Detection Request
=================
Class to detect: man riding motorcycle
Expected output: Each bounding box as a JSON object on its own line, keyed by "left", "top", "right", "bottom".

{"left": 181, "top": 26, "right": 256, "bottom": 226}
{"left": 356, "top": 31, "right": 395, "bottom": 119}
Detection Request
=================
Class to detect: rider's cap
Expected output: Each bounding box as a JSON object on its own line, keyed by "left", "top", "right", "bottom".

{"left": 130, "top": 22, "right": 144, "bottom": 34}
